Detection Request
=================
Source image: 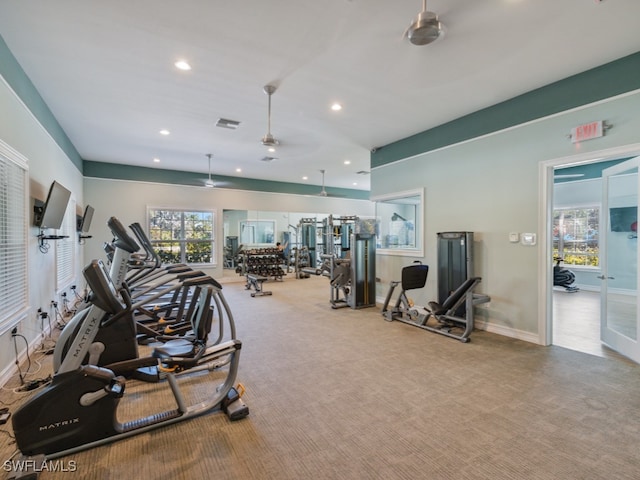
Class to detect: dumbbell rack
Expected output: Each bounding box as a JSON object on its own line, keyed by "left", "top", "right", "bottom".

{"left": 238, "top": 248, "right": 285, "bottom": 280}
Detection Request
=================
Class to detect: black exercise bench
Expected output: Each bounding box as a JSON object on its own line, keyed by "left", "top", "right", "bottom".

{"left": 245, "top": 274, "right": 272, "bottom": 297}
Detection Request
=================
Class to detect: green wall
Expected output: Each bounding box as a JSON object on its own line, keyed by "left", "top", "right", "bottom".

{"left": 372, "top": 52, "right": 640, "bottom": 169}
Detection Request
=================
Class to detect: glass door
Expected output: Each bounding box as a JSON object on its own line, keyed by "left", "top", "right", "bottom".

{"left": 601, "top": 157, "right": 640, "bottom": 363}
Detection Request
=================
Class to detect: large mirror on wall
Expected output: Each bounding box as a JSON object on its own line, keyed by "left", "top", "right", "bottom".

{"left": 222, "top": 209, "right": 326, "bottom": 271}
{"left": 221, "top": 209, "right": 375, "bottom": 274}
{"left": 372, "top": 188, "right": 424, "bottom": 256}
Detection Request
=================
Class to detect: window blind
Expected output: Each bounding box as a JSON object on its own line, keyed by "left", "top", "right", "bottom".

{"left": 0, "top": 140, "right": 28, "bottom": 335}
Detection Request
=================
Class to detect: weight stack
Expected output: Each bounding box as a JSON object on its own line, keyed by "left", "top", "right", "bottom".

{"left": 437, "top": 232, "right": 474, "bottom": 315}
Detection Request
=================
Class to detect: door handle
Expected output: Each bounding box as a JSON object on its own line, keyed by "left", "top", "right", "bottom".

{"left": 596, "top": 275, "right": 615, "bottom": 280}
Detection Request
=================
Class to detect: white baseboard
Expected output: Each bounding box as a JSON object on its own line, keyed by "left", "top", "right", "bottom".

{"left": 474, "top": 320, "right": 542, "bottom": 344}
{"left": 377, "top": 295, "right": 542, "bottom": 345}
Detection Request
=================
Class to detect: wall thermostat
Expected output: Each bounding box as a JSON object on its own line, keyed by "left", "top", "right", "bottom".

{"left": 521, "top": 233, "right": 537, "bottom": 246}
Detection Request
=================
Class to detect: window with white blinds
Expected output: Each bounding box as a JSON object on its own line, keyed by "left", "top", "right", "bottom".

{"left": 0, "top": 140, "right": 29, "bottom": 335}
{"left": 56, "top": 198, "right": 76, "bottom": 291}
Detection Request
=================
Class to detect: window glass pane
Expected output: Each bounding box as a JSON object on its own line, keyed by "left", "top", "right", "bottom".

{"left": 240, "top": 220, "right": 275, "bottom": 244}
{"left": 149, "top": 208, "right": 215, "bottom": 266}
{"left": 186, "top": 241, "right": 212, "bottom": 263}
{"left": 184, "top": 211, "right": 213, "bottom": 240}
{"left": 155, "top": 241, "right": 182, "bottom": 264}
{"left": 553, "top": 207, "right": 599, "bottom": 267}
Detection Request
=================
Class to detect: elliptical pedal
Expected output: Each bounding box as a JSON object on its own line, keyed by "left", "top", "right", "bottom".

{"left": 221, "top": 384, "right": 250, "bottom": 421}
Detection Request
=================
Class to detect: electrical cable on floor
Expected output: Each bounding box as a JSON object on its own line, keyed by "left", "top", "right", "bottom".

{"left": 54, "top": 303, "right": 67, "bottom": 329}
{"left": 72, "top": 283, "right": 86, "bottom": 309}
{"left": 0, "top": 397, "right": 21, "bottom": 408}
{"left": 0, "top": 429, "right": 16, "bottom": 442}
{"left": 37, "top": 311, "right": 57, "bottom": 354}
{"left": 6, "top": 330, "right": 52, "bottom": 394}
{"left": 12, "top": 332, "right": 28, "bottom": 387}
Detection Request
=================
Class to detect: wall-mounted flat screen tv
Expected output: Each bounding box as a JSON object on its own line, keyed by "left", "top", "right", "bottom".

{"left": 77, "top": 204, "right": 95, "bottom": 233}
{"left": 34, "top": 181, "right": 72, "bottom": 230}
{"left": 609, "top": 206, "right": 637, "bottom": 232}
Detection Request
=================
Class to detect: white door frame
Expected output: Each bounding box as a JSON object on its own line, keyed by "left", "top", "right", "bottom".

{"left": 539, "top": 142, "right": 640, "bottom": 346}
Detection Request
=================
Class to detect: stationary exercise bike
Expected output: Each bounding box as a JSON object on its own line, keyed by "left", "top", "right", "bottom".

{"left": 12, "top": 259, "right": 247, "bottom": 459}
{"left": 553, "top": 257, "right": 579, "bottom": 292}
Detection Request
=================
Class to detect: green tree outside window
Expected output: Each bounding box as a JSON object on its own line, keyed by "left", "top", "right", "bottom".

{"left": 148, "top": 209, "right": 215, "bottom": 265}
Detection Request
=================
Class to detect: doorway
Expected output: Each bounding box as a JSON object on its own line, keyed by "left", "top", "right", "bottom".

{"left": 543, "top": 143, "right": 640, "bottom": 361}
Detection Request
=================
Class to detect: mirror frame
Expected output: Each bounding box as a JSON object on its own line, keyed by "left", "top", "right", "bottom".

{"left": 371, "top": 188, "right": 424, "bottom": 257}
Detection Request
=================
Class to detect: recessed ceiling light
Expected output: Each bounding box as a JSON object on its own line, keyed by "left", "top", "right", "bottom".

{"left": 159, "top": 129, "right": 170, "bottom": 136}
{"left": 267, "top": 147, "right": 276, "bottom": 153}
{"left": 344, "top": 160, "right": 351, "bottom": 165}
{"left": 331, "top": 103, "right": 342, "bottom": 111}
{"left": 352, "top": 182, "right": 358, "bottom": 186}
{"left": 153, "top": 158, "right": 160, "bottom": 163}
{"left": 302, "top": 176, "right": 308, "bottom": 180}
{"left": 236, "top": 168, "right": 242, "bottom": 173}
{"left": 174, "top": 60, "right": 191, "bottom": 71}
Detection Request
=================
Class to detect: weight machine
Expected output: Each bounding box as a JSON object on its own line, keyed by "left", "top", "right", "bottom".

{"left": 381, "top": 232, "right": 490, "bottom": 342}
{"left": 322, "top": 230, "right": 376, "bottom": 309}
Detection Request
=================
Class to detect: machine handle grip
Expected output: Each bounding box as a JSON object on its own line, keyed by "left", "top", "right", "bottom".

{"left": 101, "top": 288, "right": 133, "bottom": 328}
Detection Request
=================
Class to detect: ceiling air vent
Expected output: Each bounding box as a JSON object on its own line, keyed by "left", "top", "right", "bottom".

{"left": 260, "top": 156, "right": 277, "bottom": 162}
{"left": 216, "top": 118, "right": 241, "bottom": 130}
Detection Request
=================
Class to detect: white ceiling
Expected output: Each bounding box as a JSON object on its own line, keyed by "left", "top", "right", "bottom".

{"left": 1, "top": 0, "right": 639, "bottom": 191}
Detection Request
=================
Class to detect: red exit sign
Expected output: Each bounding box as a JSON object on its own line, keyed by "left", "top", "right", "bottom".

{"left": 571, "top": 121, "right": 604, "bottom": 143}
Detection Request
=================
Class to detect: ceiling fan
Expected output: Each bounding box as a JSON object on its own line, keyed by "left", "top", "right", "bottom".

{"left": 203, "top": 153, "right": 215, "bottom": 187}
{"left": 198, "top": 153, "right": 232, "bottom": 188}
{"left": 316, "top": 169, "right": 345, "bottom": 198}
{"left": 319, "top": 169, "right": 328, "bottom": 197}
{"left": 261, "top": 84, "right": 280, "bottom": 147}
{"left": 404, "top": 0, "right": 444, "bottom": 46}
{"left": 316, "top": 169, "right": 344, "bottom": 198}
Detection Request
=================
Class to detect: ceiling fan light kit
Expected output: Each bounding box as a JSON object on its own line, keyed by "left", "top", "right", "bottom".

{"left": 407, "top": 0, "right": 443, "bottom": 46}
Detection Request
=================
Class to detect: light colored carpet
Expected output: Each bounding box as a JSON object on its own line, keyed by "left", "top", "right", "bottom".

{"left": 2, "top": 274, "right": 640, "bottom": 479}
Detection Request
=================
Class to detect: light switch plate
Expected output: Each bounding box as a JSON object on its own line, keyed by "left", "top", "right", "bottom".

{"left": 509, "top": 232, "right": 520, "bottom": 243}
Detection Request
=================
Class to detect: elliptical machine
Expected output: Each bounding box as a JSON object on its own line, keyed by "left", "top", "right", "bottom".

{"left": 11, "top": 259, "right": 246, "bottom": 460}
{"left": 53, "top": 217, "right": 235, "bottom": 380}
{"left": 553, "top": 257, "right": 579, "bottom": 292}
